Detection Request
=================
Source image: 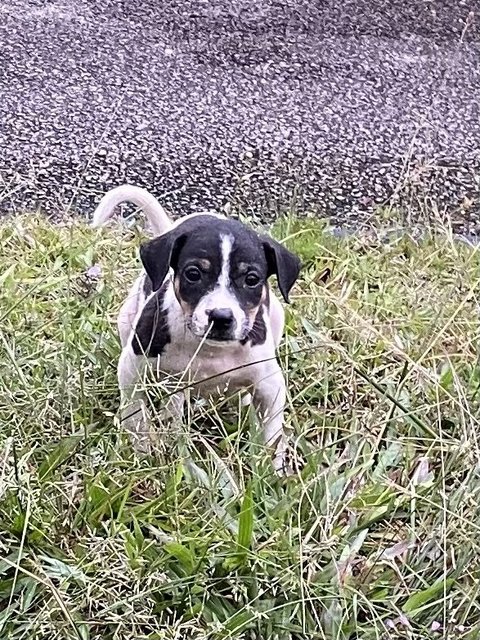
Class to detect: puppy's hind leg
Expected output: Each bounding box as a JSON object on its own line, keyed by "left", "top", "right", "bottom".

{"left": 117, "top": 347, "right": 153, "bottom": 453}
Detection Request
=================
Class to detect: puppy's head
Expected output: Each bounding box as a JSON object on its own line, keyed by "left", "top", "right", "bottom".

{"left": 140, "top": 216, "right": 301, "bottom": 344}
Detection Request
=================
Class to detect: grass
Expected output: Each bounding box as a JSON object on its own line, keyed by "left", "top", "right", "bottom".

{"left": 0, "top": 212, "right": 479, "bottom": 639}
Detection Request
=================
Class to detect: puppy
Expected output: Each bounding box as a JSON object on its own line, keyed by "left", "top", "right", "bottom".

{"left": 92, "top": 185, "right": 301, "bottom": 473}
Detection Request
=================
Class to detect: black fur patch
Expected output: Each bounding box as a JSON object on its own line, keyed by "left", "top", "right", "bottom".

{"left": 143, "top": 274, "right": 153, "bottom": 297}
{"left": 132, "top": 282, "right": 170, "bottom": 357}
{"left": 241, "top": 307, "right": 267, "bottom": 346}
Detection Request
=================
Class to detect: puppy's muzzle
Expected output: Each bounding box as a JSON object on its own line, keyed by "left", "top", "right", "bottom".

{"left": 207, "top": 308, "right": 237, "bottom": 341}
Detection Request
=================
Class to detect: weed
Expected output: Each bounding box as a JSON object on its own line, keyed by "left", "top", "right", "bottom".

{"left": 0, "top": 214, "right": 479, "bottom": 639}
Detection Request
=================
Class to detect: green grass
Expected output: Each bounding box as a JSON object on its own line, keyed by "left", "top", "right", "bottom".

{"left": 0, "top": 213, "right": 479, "bottom": 639}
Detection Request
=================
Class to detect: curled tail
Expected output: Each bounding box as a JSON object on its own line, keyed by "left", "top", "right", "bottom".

{"left": 91, "top": 185, "right": 172, "bottom": 236}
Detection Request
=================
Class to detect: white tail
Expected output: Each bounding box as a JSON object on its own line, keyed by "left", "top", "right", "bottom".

{"left": 91, "top": 185, "right": 172, "bottom": 236}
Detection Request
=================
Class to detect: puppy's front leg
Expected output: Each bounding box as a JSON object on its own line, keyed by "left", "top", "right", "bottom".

{"left": 253, "top": 366, "right": 292, "bottom": 476}
{"left": 162, "top": 392, "right": 185, "bottom": 421}
{"left": 159, "top": 391, "right": 185, "bottom": 435}
{"left": 117, "top": 347, "right": 153, "bottom": 453}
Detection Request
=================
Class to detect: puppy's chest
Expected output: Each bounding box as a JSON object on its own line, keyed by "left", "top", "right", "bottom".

{"left": 155, "top": 342, "right": 253, "bottom": 393}
{"left": 132, "top": 279, "right": 273, "bottom": 394}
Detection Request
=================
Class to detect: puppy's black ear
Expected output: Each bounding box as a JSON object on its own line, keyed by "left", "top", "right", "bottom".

{"left": 140, "top": 230, "right": 186, "bottom": 291}
{"left": 262, "top": 238, "right": 301, "bottom": 303}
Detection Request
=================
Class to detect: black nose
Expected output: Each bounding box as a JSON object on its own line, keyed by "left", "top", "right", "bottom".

{"left": 208, "top": 308, "right": 235, "bottom": 329}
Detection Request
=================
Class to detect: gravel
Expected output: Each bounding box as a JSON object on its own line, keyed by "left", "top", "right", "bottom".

{"left": 0, "top": 0, "right": 479, "bottom": 230}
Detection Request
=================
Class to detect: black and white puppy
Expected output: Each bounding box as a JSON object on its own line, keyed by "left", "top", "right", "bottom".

{"left": 92, "top": 185, "right": 301, "bottom": 473}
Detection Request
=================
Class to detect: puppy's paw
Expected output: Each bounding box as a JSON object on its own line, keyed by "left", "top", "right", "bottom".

{"left": 273, "top": 438, "right": 303, "bottom": 477}
{"left": 130, "top": 431, "right": 154, "bottom": 456}
{"left": 274, "top": 454, "right": 295, "bottom": 477}
{"left": 273, "top": 439, "right": 295, "bottom": 477}
{"left": 128, "top": 420, "right": 160, "bottom": 456}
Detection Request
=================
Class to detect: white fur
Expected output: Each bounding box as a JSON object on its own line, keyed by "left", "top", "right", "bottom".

{"left": 218, "top": 234, "right": 232, "bottom": 289}
{"left": 92, "top": 185, "right": 292, "bottom": 475}
{"left": 92, "top": 185, "right": 172, "bottom": 236}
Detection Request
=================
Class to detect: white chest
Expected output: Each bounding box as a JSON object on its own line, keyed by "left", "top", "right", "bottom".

{"left": 153, "top": 339, "right": 258, "bottom": 395}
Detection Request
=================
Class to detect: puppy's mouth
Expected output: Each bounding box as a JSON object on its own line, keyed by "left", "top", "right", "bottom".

{"left": 205, "top": 329, "right": 237, "bottom": 342}
{"left": 186, "top": 318, "right": 248, "bottom": 343}
{"left": 198, "top": 325, "right": 238, "bottom": 343}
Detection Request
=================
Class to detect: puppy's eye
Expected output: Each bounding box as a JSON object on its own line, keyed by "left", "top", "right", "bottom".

{"left": 245, "top": 272, "right": 260, "bottom": 287}
{"left": 184, "top": 266, "right": 202, "bottom": 283}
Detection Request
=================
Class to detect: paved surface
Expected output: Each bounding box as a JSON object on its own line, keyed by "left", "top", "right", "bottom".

{"left": 0, "top": 0, "right": 479, "bottom": 229}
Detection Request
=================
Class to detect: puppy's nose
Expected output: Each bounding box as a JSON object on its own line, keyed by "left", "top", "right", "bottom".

{"left": 208, "top": 308, "right": 234, "bottom": 329}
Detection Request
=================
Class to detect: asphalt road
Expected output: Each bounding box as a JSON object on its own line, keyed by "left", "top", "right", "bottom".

{"left": 1, "top": 0, "right": 479, "bottom": 229}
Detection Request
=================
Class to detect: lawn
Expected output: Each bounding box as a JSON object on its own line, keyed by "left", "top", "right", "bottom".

{"left": 0, "top": 213, "right": 479, "bottom": 639}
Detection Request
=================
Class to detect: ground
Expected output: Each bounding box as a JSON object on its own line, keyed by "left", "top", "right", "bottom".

{"left": 0, "top": 213, "right": 479, "bottom": 639}
{"left": 0, "top": 0, "right": 479, "bottom": 229}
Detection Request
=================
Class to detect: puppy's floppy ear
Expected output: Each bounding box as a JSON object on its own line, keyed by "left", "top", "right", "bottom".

{"left": 140, "top": 230, "right": 186, "bottom": 291}
{"left": 262, "top": 237, "right": 301, "bottom": 303}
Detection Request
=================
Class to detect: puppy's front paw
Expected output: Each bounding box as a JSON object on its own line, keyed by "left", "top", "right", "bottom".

{"left": 273, "top": 439, "right": 296, "bottom": 477}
